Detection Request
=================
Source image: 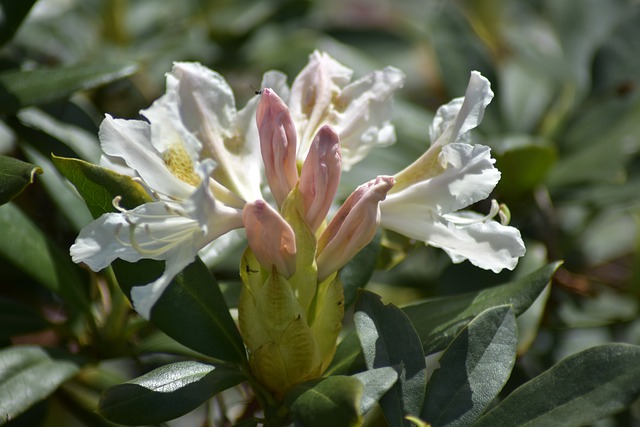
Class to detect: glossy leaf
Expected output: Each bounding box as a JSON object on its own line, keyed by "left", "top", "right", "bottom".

{"left": 99, "top": 361, "right": 245, "bottom": 425}
{"left": 422, "top": 306, "right": 517, "bottom": 427}
{"left": 0, "top": 203, "right": 89, "bottom": 311}
{"left": 51, "top": 155, "right": 151, "bottom": 219}
{"left": 0, "top": 155, "right": 42, "bottom": 206}
{"left": 404, "top": 262, "right": 561, "bottom": 356}
{"left": 0, "top": 0, "right": 38, "bottom": 46}
{"left": 354, "top": 290, "right": 426, "bottom": 427}
{"left": 353, "top": 367, "right": 398, "bottom": 415}
{"left": 0, "top": 346, "right": 79, "bottom": 421}
{"left": 286, "top": 376, "right": 364, "bottom": 427}
{"left": 114, "top": 258, "right": 247, "bottom": 364}
{"left": 474, "top": 344, "right": 640, "bottom": 427}
{"left": 327, "top": 262, "right": 560, "bottom": 376}
{"left": 0, "top": 61, "right": 138, "bottom": 114}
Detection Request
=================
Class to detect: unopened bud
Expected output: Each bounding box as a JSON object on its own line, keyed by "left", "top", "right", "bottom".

{"left": 316, "top": 175, "right": 395, "bottom": 281}
{"left": 257, "top": 88, "right": 298, "bottom": 206}
{"left": 299, "top": 125, "right": 342, "bottom": 231}
{"left": 242, "top": 200, "right": 297, "bottom": 277}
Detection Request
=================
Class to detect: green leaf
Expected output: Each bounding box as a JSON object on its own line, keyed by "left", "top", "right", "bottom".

{"left": 0, "top": 0, "right": 38, "bottom": 46}
{"left": 0, "top": 155, "right": 42, "bottom": 206}
{"left": 326, "top": 262, "right": 560, "bottom": 376}
{"left": 339, "top": 229, "right": 382, "bottom": 307}
{"left": 51, "top": 155, "right": 151, "bottom": 218}
{"left": 0, "top": 203, "right": 89, "bottom": 311}
{"left": 0, "top": 61, "right": 138, "bottom": 114}
{"left": 0, "top": 346, "right": 80, "bottom": 422}
{"left": 114, "top": 258, "right": 247, "bottom": 364}
{"left": 404, "top": 261, "right": 561, "bottom": 356}
{"left": 353, "top": 367, "right": 398, "bottom": 415}
{"left": 474, "top": 344, "right": 640, "bottom": 427}
{"left": 99, "top": 361, "right": 245, "bottom": 425}
{"left": 0, "top": 297, "right": 49, "bottom": 339}
{"left": 422, "top": 306, "right": 517, "bottom": 427}
{"left": 354, "top": 290, "right": 426, "bottom": 427}
{"left": 286, "top": 376, "right": 364, "bottom": 427}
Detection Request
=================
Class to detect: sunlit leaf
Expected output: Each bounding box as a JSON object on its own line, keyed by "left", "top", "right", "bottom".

{"left": 354, "top": 290, "right": 426, "bottom": 427}
{"left": 99, "top": 361, "right": 245, "bottom": 425}
{"left": 422, "top": 306, "right": 517, "bottom": 427}
{"left": 286, "top": 376, "right": 364, "bottom": 427}
{"left": 353, "top": 367, "right": 398, "bottom": 415}
{"left": 0, "top": 346, "right": 79, "bottom": 422}
{"left": 0, "top": 155, "right": 42, "bottom": 206}
{"left": 51, "top": 155, "right": 151, "bottom": 218}
{"left": 474, "top": 344, "right": 640, "bottom": 427}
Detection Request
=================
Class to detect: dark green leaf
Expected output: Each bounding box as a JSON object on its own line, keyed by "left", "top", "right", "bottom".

{"left": 339, "top": 229, "right": 382, "bottom": 307}
{"left": 353, "top": 367, "right": 398, "bottom": 415}
{"left": 99, "top": 361, "right": 245, "bottom": 425}
{"left": 327, "top": 262, "right": 560, "bottom": 376}
{"left": 422, "top": 306, "right": 517, "bottom": 427}
{"left": 114, "top": 258, "right": 247, "bottom": 364}
{"left": 0, "top": 0, "right": 38, "bottom": 46}
{"left": 474, "top": 344, "right": 640, "bottom": 427}
{"left": 354, "top": 291, "right": 426, "bottom": 427}
{"left": 0, "top": 346, "right": 79, "bottom": 422}
{"left": 0, "top": 62, "right": 138, "bottom": 114}
{"left": 404, "top": 261, "right": 561, "bottom": 356}
{"left": 0, "top": 203, "right": 89, "bottom": 311}
{"left": 51, "top": 155, "right": 151, "bottom": 219}
{"left": 0, "top": 297, "right": 49, "bottom": 339}
{"left": 0, "top": 155, "right": 42, "bottom": 206}
{"left": 286, "top": 376, "right": 364, "bottom": 427}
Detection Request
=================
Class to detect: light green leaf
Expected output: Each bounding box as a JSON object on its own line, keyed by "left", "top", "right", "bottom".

{"left": 354, "top": 290, "right": 426, "bottom": 427}
{"left": 0, "top": 203, "right": 89, "bottom": 311}
{"left": 99, "top": 361, "right": 245, "bottom": 425}
{"left": 0, "top": 61, "right": 138, "bottom": 114}
{"left": 51, "top": 155, "right": 151, "bottom": 219}
{"left": 474, "top": 344, "right": 640, "bottom": 427}
{"left": 0, "top": 346, "right": 79, "bottom": 422}
{"left": 422, "top": 306, "right": 517, "bottom": 427}
{"left": 286, "top": 376, "right": 364, "bottom": 427}
{"left": 353, "top": 367, "right": 398, "bottom": 415}
{"left": 0, "top": 155, "right": 42, "bottom": 206}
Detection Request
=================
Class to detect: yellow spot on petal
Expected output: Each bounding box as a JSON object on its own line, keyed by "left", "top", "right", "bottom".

{"left": 163, "top": 144, "right": 201, "bottom": 186}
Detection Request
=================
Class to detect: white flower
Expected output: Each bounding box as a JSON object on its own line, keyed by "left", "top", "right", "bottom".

{"left": 285, "top": 50, "right": 405, "bottom": 170}
{"left": 70, "top": 62, "right": 281, "bottom": 318}
{"left": 380, "top": 71, "right": 525, "bottom": 273}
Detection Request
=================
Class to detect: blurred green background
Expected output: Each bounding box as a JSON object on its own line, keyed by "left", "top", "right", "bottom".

{"left": 2, "top": 0, "right": 640, "bottom": 425}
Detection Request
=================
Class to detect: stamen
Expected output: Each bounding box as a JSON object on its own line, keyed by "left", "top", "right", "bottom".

{"left": 443, "top": 199, "right": 501, "bottom": 226}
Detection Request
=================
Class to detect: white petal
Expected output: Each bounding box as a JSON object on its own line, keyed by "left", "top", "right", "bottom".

{"left": 99, "top": 114, "right": 192, "bottom": 199}
{"left": 332, "top": 66, "right": 405, "bottom": 170}
{"left": 289, "top": 51, "right": 353, "bottom": 158}
{"left": 383, "top": 143, "right": 500, "bottom": 215}
{"left": 169, "top": 62, "right": 263, "bottom": 202}
{"left": 430, "top": 71, "right": 494, "bottom": 146}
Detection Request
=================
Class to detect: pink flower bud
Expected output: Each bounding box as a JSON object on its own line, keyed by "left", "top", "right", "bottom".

{"left": 316, "top": 175, "right": 395, "bottom": 281}
{"left": 299, "top": 125, "right": 342, "bottom": 231}
{"left": 257, "top": 88, "right": 298, "bottom": 207}
{"left": 243, "top": 200, "right": 297, "bottom": 277}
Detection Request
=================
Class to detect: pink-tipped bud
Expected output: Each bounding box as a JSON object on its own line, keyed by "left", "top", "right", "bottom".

{"left": 316, "top": 175, "right": 395, "bottom": 281}
{"left": 299, "top": 125, "right": 342, "bottom": 231}
{"left": 243, "top": 200, "right": 297, "bottom": 277}
{"left": 257, "top": 88, "right": 299, "bottom": 207}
